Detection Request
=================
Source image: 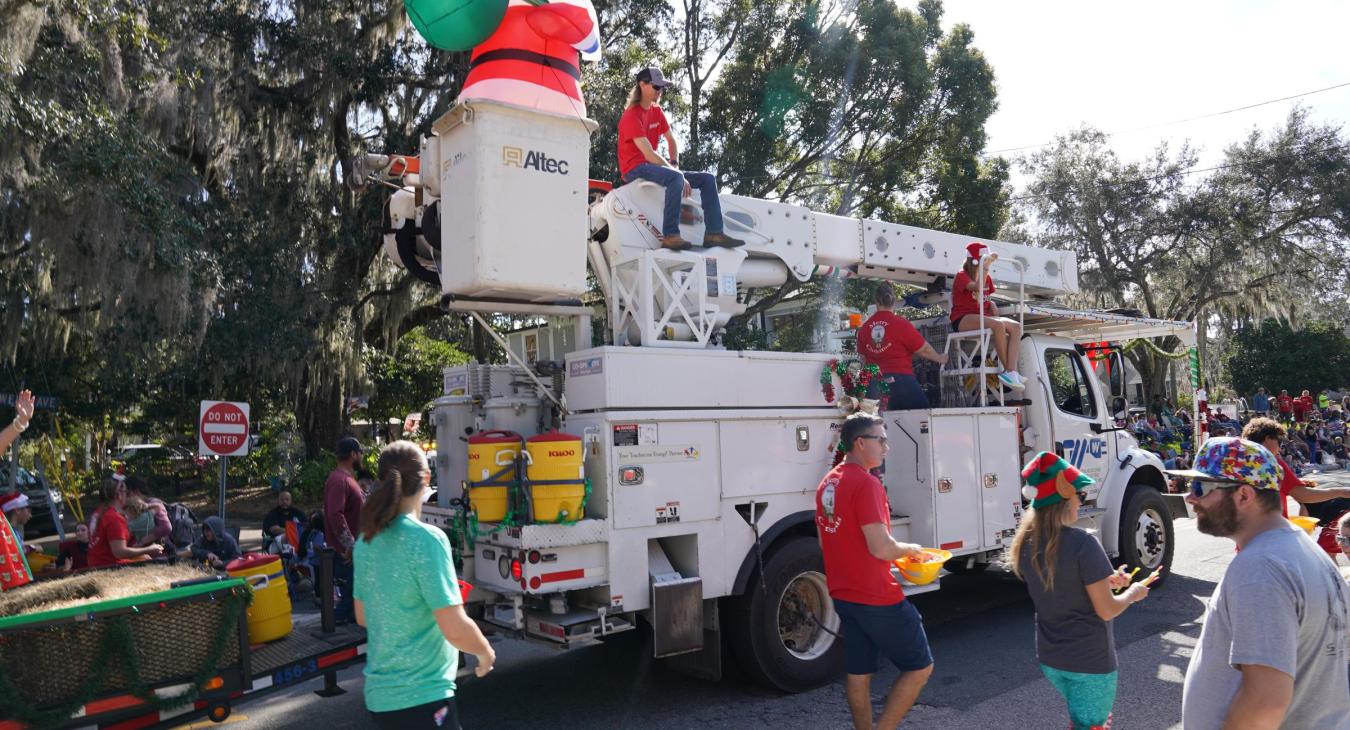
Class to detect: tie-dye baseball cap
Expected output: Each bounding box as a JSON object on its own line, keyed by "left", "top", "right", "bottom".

{"left": 1164, "top": 436, "right": 1281, "bottom": 491}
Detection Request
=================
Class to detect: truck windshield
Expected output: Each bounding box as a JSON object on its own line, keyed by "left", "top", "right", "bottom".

{"left": 1045, "top": 349, "right": 1097, "bottom": 419}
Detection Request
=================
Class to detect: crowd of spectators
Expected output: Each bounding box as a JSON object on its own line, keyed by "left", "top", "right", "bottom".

{"left": 1125, "top": 387, "right": 1350, "bottom": 498}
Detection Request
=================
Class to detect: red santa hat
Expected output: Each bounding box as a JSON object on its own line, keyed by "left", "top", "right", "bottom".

{"left": 965, "top": 242, "right": 988, "bottom": 260}
{"left": 0, "top": 493, "right": 29, "bottom": 513}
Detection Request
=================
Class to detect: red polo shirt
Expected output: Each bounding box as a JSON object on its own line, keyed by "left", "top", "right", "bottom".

{"left": 858, "top": 311, "right": 927, "bottom": 375}
{"left": 815, "top": 462, "right": 904, "bottom": 605}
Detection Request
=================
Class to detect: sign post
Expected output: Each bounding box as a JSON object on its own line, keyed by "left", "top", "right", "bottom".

{"left": 199, "top": 401, "right": 251, "bottom": 520}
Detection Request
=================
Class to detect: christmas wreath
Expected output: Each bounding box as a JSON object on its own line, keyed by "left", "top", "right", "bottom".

{"left": 821, "top": 359, "right": 889, "bottom": 465}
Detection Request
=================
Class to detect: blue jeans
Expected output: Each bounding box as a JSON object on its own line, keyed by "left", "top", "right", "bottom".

{"left": 871, "top": 373, "right": 928, "bottom": 411}
{"left": 623, "top": 163, "right": 725, "bottom": 236}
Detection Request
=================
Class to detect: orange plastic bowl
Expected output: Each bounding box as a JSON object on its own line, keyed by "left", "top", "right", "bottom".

{"left": 894, "top": 548, "right": 953, "bottom": 585}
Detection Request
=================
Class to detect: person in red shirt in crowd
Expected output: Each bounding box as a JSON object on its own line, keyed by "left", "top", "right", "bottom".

{"left": 616, "top": 67, "right": 744, "bottom": 251}
{"left": 1241, "top": 418, "right": 1350, "bottom": 518}
{"left": 57, "top": 522, "right": 91, "bottom": 572}
{"left": 858, "top": 284, "right": 948, "bottom": 411}
{"left": 1294, "top": 390, "right": 1314, "bottom": 423}
{"left": 815, "top": 413, "right": 932, "bottom": 730}
{"left": 1276, "top": 389, "right": 1294, "bottom": 424}
{"left": 325, "top": 436, "right": 367, "bottom": 624}
{"left": 951, "top": 242, "right": 1025, "bottom": 391}
{"left": 87, "top": 479, "right": 164, "bottom": 568}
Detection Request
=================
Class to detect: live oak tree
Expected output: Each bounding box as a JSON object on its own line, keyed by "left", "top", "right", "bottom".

{"left": 693, "top": 0, "right": 1008, "bottom": 338}
{"left": 1013, "top": 109, "right": 1350, "bottom": 400}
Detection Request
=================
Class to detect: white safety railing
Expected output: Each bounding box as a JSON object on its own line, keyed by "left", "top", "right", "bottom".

{"left": 611, "top": 250, "right": 722, "bottom": 348}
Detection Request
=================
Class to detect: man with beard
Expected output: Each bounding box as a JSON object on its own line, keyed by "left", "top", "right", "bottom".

{"left": 1169, "top": 437, "right": 1350, "bottom": 730}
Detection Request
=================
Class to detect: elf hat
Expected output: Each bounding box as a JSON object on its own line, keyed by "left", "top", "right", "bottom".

{"left": 1021, "top": 451, "right": 1094, "bottom": 509}
{"left": 965, "top": 242, "right": 988, "bottom": 260}
{"left": 0, "top": 493, "right": 29, "bottom": 513}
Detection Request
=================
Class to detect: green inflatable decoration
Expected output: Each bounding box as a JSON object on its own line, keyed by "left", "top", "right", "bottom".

{"left": 406, "top": 0, "right": 510, "bottom": 52}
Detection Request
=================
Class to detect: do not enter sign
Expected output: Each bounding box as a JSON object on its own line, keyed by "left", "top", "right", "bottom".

{"left": 199, "top": 401, "right": 251, "bottom": 457}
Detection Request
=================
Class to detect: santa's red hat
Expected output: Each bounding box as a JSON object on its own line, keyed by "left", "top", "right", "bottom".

{"left": 965, "top": 242, "right": 988, "bottom": 260}
{"left": 0, "top": 493, "right": 29, "bottom": 513}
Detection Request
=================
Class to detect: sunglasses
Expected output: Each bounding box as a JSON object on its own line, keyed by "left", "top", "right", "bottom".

{"left": 858, "top": 435, "right": 889, "bottom": 445}
{"left": 1189, "top": 479, "right": 1243, "bottom": 498}
{"left": 1076, "top": 491, "right": 1088, "bottom": 502}
{"left": 1336, "top": 535, "right": 1350, "bottom": 545}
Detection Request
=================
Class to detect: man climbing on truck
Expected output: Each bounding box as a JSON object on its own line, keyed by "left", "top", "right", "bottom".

{"left": 816, "top": 413, "right": 932, "bottom": 729}
{"left": 616, "top": 67, "right": 744, "bottom": 251}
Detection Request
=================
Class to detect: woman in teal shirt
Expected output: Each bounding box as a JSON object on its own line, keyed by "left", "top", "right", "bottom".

{"left": 355, "top": 441, "right": 495, "bottom": 728}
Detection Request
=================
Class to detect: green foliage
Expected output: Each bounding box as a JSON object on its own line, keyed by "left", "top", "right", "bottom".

{"left": 289, "top": 454, "right": 338, "bottom": 502}
{"left": 1224, "top": 319, "right": 1350, "bottom": 396}
{"left": 1013, "top": 110, "right": 1350, "bottom": 397}
{"left": 364, "top": 327, "right": 469, "bottom": 430}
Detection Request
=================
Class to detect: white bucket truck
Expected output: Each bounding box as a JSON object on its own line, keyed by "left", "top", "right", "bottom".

{"left": 367, "top": 99, "right": 1196, "bottom": 692}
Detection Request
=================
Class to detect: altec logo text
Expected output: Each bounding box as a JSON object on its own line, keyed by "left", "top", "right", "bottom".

{"left": 502, "top": 146, "right": 569, "bottom": 175}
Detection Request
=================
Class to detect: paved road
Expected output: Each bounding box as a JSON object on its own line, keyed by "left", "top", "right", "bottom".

{"left": 211, "top": 516, "right": 1234, "bottom": 729}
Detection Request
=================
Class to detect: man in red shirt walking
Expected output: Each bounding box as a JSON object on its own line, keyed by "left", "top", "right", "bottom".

{"left": 325, "top": 436, "right": 366, "bottom": 624}
{"left": 858, "top": 284, "right": 947, "bottom": 411}
{"left": 616, "top": 67, "right": 744, "bottom": 251}
{"left": 816, "top": 413, "right": 933, "bottom": 729}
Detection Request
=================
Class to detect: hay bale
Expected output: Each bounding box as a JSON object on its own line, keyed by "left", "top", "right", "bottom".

{"left": 0, "top": 564, "right": 212, "bottom": 618}
{"left": 0, "top": 564, "right": 245, "bottom": 709}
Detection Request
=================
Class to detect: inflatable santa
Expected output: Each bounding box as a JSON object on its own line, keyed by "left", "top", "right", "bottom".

{"left": 457, "top": 0, "right": 601, "bottom": 118}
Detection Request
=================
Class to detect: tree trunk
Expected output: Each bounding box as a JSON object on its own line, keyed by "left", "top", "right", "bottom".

{"left": 296, "top": 363, "right": 344, "bottom": 460}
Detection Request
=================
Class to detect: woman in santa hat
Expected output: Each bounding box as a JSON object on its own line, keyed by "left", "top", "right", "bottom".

{"left": 951, "top": 242, "right": 1026, "bottom": 390}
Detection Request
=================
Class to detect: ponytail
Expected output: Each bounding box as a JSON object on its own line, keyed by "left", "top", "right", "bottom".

{"left": 359, "top": 440, "right": 428, "bottom": 541}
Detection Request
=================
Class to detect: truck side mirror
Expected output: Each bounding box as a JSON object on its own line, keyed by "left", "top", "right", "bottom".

{"left": 1112, "top": 396, "right": 1128, "bottom": 421}
{"left": 1109, "top": 350, "right": 1127, "bottom": 400}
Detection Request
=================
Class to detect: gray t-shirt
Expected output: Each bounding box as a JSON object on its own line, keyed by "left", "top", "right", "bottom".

{"left": 1182, "top": 522, "right": 1350, "bottom": 730}
{"left": 1018, "top": 526, "right": 1116, "bottom": 674}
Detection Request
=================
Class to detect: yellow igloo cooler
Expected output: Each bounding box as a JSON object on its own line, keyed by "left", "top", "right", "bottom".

{"left": 526, "top": 431, "right": 586, "bottom": 523}
{"left": 227, "top": 553, "right": 292, "bottom": 644}
{"left": 467, "top": 430, "right": 522, "bottom": 522}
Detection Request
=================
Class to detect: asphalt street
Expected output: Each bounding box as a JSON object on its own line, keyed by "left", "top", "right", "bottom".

{"left": 206, "top": 515, "right": 1237, "bottom": 729}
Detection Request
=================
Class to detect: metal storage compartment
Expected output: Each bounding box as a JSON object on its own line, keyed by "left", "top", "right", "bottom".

{"left": 885, "top": 408, "right": 1022, "bottom": 557}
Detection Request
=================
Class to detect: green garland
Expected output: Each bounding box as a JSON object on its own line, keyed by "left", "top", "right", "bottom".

{"left": 1085, "top": 340, "right": 1193, "bottom": 361}
{"left": 0, "top": 585, "right": 250, "bottom": 730}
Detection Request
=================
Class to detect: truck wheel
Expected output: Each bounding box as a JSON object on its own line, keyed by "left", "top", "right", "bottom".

{"left": 1118, "top": 486, "right": 1174, "bottom": 585}
{"left": 725, "top": 537, "right": 843, "bottom": 693}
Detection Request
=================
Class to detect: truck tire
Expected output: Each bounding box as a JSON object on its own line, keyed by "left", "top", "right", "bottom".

{"left": 1117, "top": 486, "right": 1174, "bottom": 586}
{"left": 725, "top": 537, "right": 843, "bottom": 693}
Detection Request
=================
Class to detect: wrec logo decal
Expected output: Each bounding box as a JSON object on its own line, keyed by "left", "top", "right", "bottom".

{"left": 503, "top": 146, "right": 569, "bottom": 175}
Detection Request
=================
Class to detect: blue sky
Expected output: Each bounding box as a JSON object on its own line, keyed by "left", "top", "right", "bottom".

{"left": 940, "top": 0, "right": 1350, "bottom": 168}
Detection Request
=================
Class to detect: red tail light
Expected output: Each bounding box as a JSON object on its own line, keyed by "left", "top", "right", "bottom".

{"left": 510, "top": 559, "right": 522, "bottom": 581}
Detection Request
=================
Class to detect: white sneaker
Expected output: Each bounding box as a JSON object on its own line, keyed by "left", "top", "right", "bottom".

{"left": 1010, "top": 371, "right": 1029, "bottom": 386}
{"left": 998, "top": 372, "right": 1025, "bottom": 390}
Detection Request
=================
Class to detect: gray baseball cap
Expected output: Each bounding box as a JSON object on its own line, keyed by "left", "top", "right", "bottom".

{"left": 636, "top": 67, "right": 670, "bottom": 88}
